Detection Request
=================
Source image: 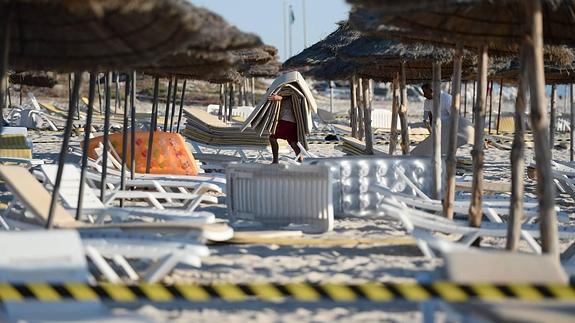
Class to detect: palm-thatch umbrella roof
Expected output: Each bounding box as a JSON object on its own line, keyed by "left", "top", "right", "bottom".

{"left": 8, "top": 71, "right": 57, "bottom": 88}
{"left": 493, "top": 59, "right": 575, "bottom": 84}
{"left": 242, "top": 60, "right": 281, "bottom": 78}
{"left": 4, "top": 0, "right": 208, "bottom": 72}
{"left": 233, "top": 45, "right": 278, "bottom": 64}
{"left": 347, "top": 0, "right": 575, "bottom": 50}
{"left": 283, "top": 22, "right": 362, "bottom": 69}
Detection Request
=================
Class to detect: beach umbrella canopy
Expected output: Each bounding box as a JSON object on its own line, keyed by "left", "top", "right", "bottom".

{"left": 347, "top": 0, "right": 575, "bottom": 51}
{"left": 242, "top": 60, "right": 281, "bottom": 78}
{"left": 2, "top": 0, "right": 207, "bottom": 72}
{"left": 493, "top": 58, "right": 575, "bottom": 84}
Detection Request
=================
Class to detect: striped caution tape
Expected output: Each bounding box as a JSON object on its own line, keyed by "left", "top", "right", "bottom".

{"left": 1, "top": 282, "right": 575, "bottom": 304}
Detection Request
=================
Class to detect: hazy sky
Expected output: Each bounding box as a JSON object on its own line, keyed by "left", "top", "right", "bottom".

{"left": 191, "top": 0, "right": 351, "bottom": 61}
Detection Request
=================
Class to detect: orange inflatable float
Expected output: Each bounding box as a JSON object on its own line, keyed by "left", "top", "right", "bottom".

{"left": 85, "top": 131, "right": 199, "bottom": 176}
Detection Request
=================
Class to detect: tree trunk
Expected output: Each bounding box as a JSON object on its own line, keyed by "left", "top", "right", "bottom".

{"left": 399, "top": 62, "right": 410, "bottom": 155}
{"left": 525, "top": 0, "right": 558, "bottom": 256}
{"left": 496, "top": 79, "right": 504, "bottom": 134}
{"left": 550, "top": 84, "right": 556, "bottom": 150}
{"left": 431, "top": 61, "right": 442, "bottom": 199}
{"left": 443, "top": 44, "right": 463, "bottom": 219}
{"left": 507, "top": 47, "right": 528, "bottom": 251}
{"left": 468, "top": 46, "right": 489, "bottom": 228}
{"left": 389, "top": 76, "right": 400, "bottom": 155}
{"left": 357, "top": 77, "right": 365, "bottom": 140}
{"left": 350, "top": 76, "right": 358, "bottom": 138}
{"left": 363, "top": 78, "right": 374, "bottom": 154}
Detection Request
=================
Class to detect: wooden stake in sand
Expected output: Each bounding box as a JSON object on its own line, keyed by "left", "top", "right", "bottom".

{"left": 525, "top": 0, "right": 558, "bottom": 256}
{"left": 362, "top": 78, "right": 374, "bottom": 154}
{"left": 496, "top": 78, "right": 504, "bottom": 134}
{"left": 399, "top": 61, "right": 410, "bottom": 155}
{"left": 431, "top": 61, "right": 442, "bottom": 199}
{"left": 47, "top": 72, "right": 82, "bottom": 229}
{"left": 550, "top": 84, "right": 557, "bottom": 150}
{"left": 145, "top": 76, "right": 160, "bottom": 174}
{"left": 389, "top": 76, "right": 400, "bottom": 155}
{"left": 507, "top": 46, "right": 528, "bottom": 251}
{"left": 468, "top": 46, "right": 488, "bottom": 228}
{"left": 77, "top": 73, "right": 96, "bottom": 220}
{"left": 350, "top": 76, "right": 358, "bottom": 139}
{"left": 100, "top": 72, "right": 112, "bottom": 201}
{"left": 443, "top": 44, "right": 463, "bottom": 219}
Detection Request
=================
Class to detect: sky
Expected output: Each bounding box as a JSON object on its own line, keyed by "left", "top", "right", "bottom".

{"left": 190, "top": 0, "right": 351, "bottom": 62}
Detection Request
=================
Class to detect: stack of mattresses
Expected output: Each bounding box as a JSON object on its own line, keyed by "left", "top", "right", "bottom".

{"left": 182, "top": 108, "right": 269, "bottom": 146}
{"left": 336, "top": 136, "right": 387, "bottom": 156}
{"left": 242, "top": 71, "right": 317, "bottom": 149}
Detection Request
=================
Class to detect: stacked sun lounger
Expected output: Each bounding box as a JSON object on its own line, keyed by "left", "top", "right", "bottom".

{"left": 336, "top": 136, "right": 387, "bottom": 156}
{"left": 242, "top": 71, "right": 317, "bottom": 149}
{"left": 182, "top": 107, "right": 269, "bottom": 146}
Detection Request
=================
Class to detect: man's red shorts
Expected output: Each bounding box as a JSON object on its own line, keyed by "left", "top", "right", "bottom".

{"left": 270, "top": 120, "right": 298, "bottom": 142}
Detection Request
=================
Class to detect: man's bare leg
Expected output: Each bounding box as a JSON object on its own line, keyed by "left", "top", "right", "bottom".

{"left": 288, "top": 140, "right": 302, "bottom": 162}
{"left": 270, "top": 137, "right": 279, "bottom": 164}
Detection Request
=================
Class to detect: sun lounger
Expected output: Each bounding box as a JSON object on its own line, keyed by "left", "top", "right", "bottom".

{"left": 376, "top": 199, "right": 575, "bottom": 258}
{"left": 335, "top": 136, "right": 388, "bottom": 156}
{"left": 0, "top": 230, "right": 147, "bottom": 321}
{"left": 38, "top": 164, "right": 217, "bottom": 223}
{"left": 0, "top": 165, "right": 233, "bottom": 242}
{"left": 227, "top": 163, "right": 334, "bottom": 233}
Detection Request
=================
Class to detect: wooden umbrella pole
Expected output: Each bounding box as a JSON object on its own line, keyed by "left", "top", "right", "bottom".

{"left": 571, "top": 84, "right": 574, "bottom": 161}
{"left": 129, "top": 71, "right": 136, "bottom": 180}
{"left": 176, "top": 79, "right": 187, "bottom": 133}
{"left": 119, "top": 73, "right": 131, "bottom": 207}
{"left": 431, "top": 61, "right": 442, "bottom": 199}
{"left": 223, "top": 83, "right": 229, "bottom": 122}
{"left": 229, "top": 83, "right": 235, "bottom": 121}
{"left": 525, "top": 0, "right": 558, "bottom": 256}
{"left": 76, "top": 72, "right": 96, "bottom": 220}
{"left": 145, "top": 76, "right": 160, "bottom": 174}
{"left": 163, "top": 78, "right": 172, "bottom": 131}
{"left": 47, "top": 72, "right": 82, "bottom": 229}
{"left": 169, "top": 78, "right": 179, "bottom": 132}
{"left": 362, "top": 78, "right": 374, "bottom": 154}
{"left": 219, "top": 84, "right": 224, "bottom": 119}
{"left": 463, "top": 81, "right": 468, "bottom": 118}
{"left": 389, "top": 76, "right": 400, "bottom": 155}
{"left": 468, "top": 46, "right": 489, "bottom": 229}
{"left": 357, "top": 77, "right": 364, "bottom": 140}
{"left": 550, "top": 84, "right": 557, "bottom": 150}
{"left": 251, "top": 77, "right": 256, "bottom": 106}
{"left": 350, "top": 76, "right": 358, "bottom": 138}
{"left": 96, "top": 74, "right": 103, "bottom": 114}
{"left": 471, "top": 81, "right": 476, "bottom": 122}
{"left": 399, "top": 61, "right": 410, "bottom": 155}
{"left": 0, "top": 3, "right": 11, "bottom": 133}
{"left": 488, "top": 80, "right": 494, "bottom": 134}
{"left": 496, "top": 78, "right": 504, "bottom": 134}
{"left": 100, "top": 72, "right": 112, "bottom": 201}
{"left": 507, "top": 46, "right": 528, "bottom": 251}
{"left": 443, "top": 44, "right": 463, "bottom": 219}
{"left": 114, "top": 73, "right": 120, "bottom": 114}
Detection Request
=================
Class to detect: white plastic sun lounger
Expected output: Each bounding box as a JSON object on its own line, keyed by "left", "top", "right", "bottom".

{"left": 226, "top": 163, "right": 334, "bottom": 233}
{"left": 376, "top": 199, "right": 575, "bottom": 258}
{"left": 39, "top": 164, "right": 218, "bottom": 213}
{"left": 38, "top": 164, "right": 216, "bottom": 224}
{"left": 0, "top": 230, "right": 148, "bottom": 321}
{"left": 0, "top": 165, "right": 234, "bottom": 242}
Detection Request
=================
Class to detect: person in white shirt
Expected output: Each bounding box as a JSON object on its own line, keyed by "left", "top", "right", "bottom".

{"left": 421, "top": 83, "right": 453, "bottom": 132}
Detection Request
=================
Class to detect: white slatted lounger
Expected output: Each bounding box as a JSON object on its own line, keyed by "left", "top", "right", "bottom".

{"left": 0, "top": 165, "right": 234, "bottom": 242}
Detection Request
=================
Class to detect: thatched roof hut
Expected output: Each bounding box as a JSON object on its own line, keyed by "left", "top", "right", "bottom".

{"left": 4, "top": 0, "right": 206, "bottom": 72}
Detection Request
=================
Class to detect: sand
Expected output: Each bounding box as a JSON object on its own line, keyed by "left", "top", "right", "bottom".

{"left": 2, "top": 92, "right": 574, "bottom": 322}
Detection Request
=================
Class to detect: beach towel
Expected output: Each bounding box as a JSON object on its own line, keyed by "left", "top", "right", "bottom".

{"left": 242, "top": 71, "right": 317, "bottom": 149}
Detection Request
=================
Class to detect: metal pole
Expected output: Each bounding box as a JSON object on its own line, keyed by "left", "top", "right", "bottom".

{"left": 146, "top": 76, "right": 160, "bottom": 174}
{"left": 76, "top": 72, "right": 96, "bottom": 220}
{"left": 176, "top": 79, "right": 187, "bottom": 133}
{"left": 283, "top": 1, "right": 288, "bottom": 60}
{"left": 163, "top": 78, "right": 172, "bottom": 131}
{"left": 169, "top": 78, "right": 178, "bottom": 132}
{"left": 47, "top": 72, "right": 82, "bottom": 229}
{"left": 119, "top": 74, "right": 131, "bottom": 207}
{"left": 288, "top": 4, "right": 293, "bottom": 57}
{"left": 100, "top": 72, "right": 112, "bottom": 201}
{"left": 130, "top": 71, "right": 136, "bottom": 180}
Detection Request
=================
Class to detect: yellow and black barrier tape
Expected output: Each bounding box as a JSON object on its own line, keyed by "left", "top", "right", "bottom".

{"left": 1, "top": 282, "right": 575, "bottom": 304}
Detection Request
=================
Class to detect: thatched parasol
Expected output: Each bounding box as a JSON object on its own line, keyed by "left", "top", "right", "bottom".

{"left": 3, "top": 0, "right": 205, "bottom": 72}
{"left": 9, "top": 71, "right": 57, "bottom": 88}
{"left": 243, "top": 60, "right": 281, "bottom": 78}
{"left": 348, "top": 0, "right": 575, "bottom": 51}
